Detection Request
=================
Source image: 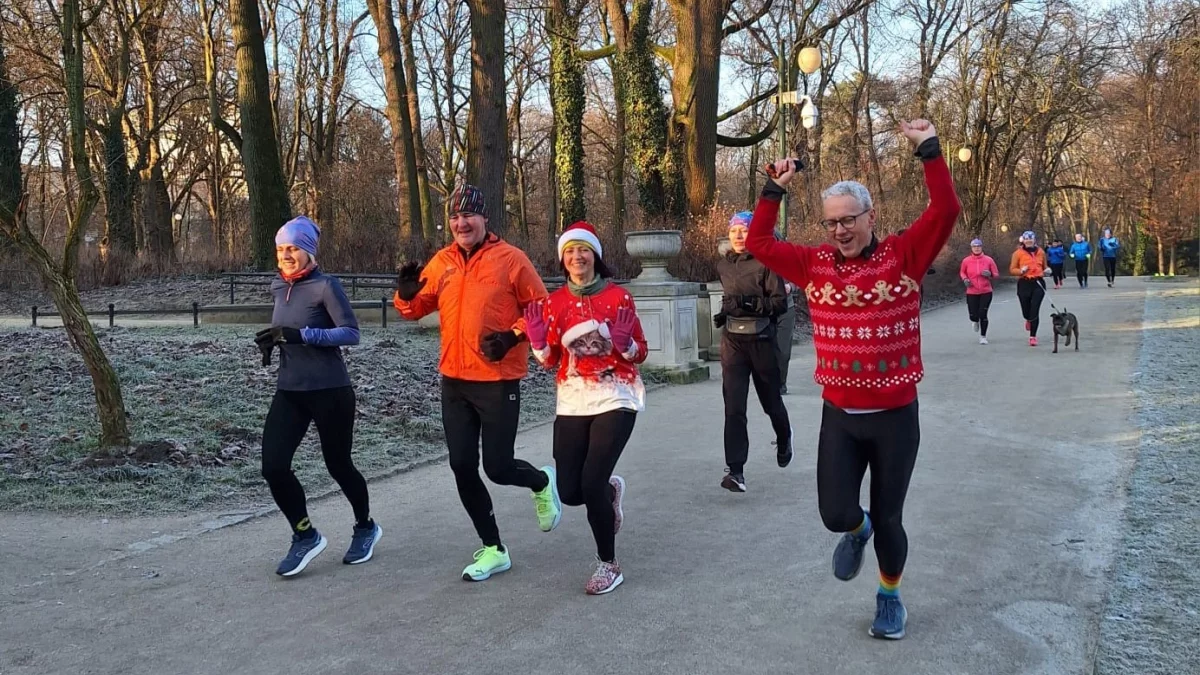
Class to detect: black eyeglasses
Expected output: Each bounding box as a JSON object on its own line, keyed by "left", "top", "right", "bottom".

{"left": 819, "top": 208, "right": 870, "bottom": 232}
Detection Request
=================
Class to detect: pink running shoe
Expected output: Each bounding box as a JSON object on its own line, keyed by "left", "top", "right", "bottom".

{"left": 610, "top": 475, "right": 626, "bottom": 535}
{"left": 586, "top": 559, "right": 624, "bottom": 595}
{"left": 1029, "top": 337, "right": 1038, "bottom": 347}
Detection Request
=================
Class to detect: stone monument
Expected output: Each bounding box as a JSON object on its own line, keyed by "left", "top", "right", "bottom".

{"left": 623, "top": 230, "right": 708, "bottom": 382}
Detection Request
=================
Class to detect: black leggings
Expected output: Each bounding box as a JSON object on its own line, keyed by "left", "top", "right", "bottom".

{"left": 817, "top": 401, "right": 920, "bottom": 578}
{"left": 441, "top": 376, "right": 548, "bottom": 548}
{"left": 965, "top": 292, "right": 993, "bottom": 337}
{"left": 1076, "top": 260, "right": 1089, "bottom": 286}
{"left": 721, "top": 333, "right": 792, "bottom": 474}
{"left": 261, "top": 386, "right": 370, "bottom": 532}
{"left": 1017, "top": 278, "right": 1046, "bottom": 337}
{"left": 1103, "top": 258, "right": 1117, "bottom": 283}
{"left": 1050, "top": 263, "right": 1065, "bottom": 285}
{"left": 554, "top": 410, "right": 637, "bottom": 562}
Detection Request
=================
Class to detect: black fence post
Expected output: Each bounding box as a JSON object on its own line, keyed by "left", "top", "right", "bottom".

{"left": 108, "top": 303, "right": 115, "bottom": 328}
{"left": 380, "top": 297, "right": 387, "bottom": 329}
{"left": 31, "top": 305, "right": 37, "bottom": 327}
{"left": 351, "top": 276, "right": 358, "bottom": 298}
{"left": 229, "top": 276, "right": 235, "bottom": 304}
{"left": 193, "top": 302, "right": 200, "bottom": 328}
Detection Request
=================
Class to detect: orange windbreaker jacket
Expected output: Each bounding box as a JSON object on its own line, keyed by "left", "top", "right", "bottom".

{"left": 1009, "top": 246, "right": 1048, "bottom": 280}
{"left": 394, "top": 234, "right": 548, "bottom": 381}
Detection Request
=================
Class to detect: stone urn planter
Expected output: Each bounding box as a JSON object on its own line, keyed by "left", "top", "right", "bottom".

{"left": 625, "top": 230, "right": 683, "bottom": 281}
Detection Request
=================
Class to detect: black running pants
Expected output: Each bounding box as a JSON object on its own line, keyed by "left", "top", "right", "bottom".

{"left": 721, "top": 333, "right": 791, "bottom": 474}
{"left": 441, "top": 376, "right": 549, "bottom": 547}
{"left": 1017, "top": 278, "right": 1045, "bottom": 337}
{"left": 261, "top": 386, "right": 370, "bottom": 531}
{"left": 817, "top": 401, "right": 920, "bottom": 578}
{"left": 1103, "top": 258, "right": 1117, "bottom": 283}
{"left": 554, "top": 410, "right": 637, "bottom": 562}
{"left": 1075, "top": 260, "right": 1089, "bottom": 286}
{"left": 965, "top": 292, "right": 993, "bottom": 337}
{"left": 1050, "top": 263, "right": 1065, "bottom": 285}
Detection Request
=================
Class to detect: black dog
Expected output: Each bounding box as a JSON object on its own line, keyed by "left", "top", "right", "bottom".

{"left": 1050, "top": 305, "right": 1079, "bottom": 354}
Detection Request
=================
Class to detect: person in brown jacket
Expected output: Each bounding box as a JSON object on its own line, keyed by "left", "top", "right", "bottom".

{"left": 394, "top": 183, "right": 560, "bottom": 582}
{"left": 1010, "top": 230, "right": 1049, "bottom": 347}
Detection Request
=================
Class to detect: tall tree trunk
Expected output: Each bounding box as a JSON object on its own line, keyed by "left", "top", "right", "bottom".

{"left": 142, "top": 166, "right": 173, "bottom": 262}
{"left": 608, "top": 0, "right": 671, "bottom": 219}
{"left": 667, "top": 0, "right": 724, "bottom": 218}
{"left": 0, "top": 0, "right": 129, "bottom": 446}
{"left": 0, "top": 40, "right": 19, "bottom": 232}
{"left": 1156, "top": 234, "right": 1164, "bottom": 275}
{"left": 1168, "top": 244, "right": 1175, "bottom": 276}
{"left": 229, "top": 0, "right": 293, "bottom": 269}
{"left": 102, "top": 110, "right": 136, "bottom": 256}
{"left": 548, "top": 0, "right": 586, "bottom": 229}
{"left": 366, "top": 0, "right": 422, "bottom": 242}
{"left": 137, "top": 5, "right": 175, "bottom": 264}
{"left": 397, "top": 0, "right": 437, "bottom": 238}
{"left": 466, "top": 0, "right": 508, "bottom": 233}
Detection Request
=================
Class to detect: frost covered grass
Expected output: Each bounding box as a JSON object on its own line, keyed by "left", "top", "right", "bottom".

{"left": 1094, "top": 286, "right": 1200, "bottom": 674}
{"left": 0, "top": 324, "right": 624, "bottom": 513}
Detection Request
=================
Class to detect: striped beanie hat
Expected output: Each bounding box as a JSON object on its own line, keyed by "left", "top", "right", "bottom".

{"left": 449, "top": 183, "right": 487, "bottom": 217}
{"left": 729, "top": 211, "right": 753, "bottom": 230}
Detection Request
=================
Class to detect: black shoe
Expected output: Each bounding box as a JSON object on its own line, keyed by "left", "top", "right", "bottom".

{"left": 780, "top": 385, "right": 789, "bottom": 395}
{"left": 775, "top": 435, "right": 793, "bottom": 468}
{"left": 721, "top": 471, "right": 747, "bottom": 493}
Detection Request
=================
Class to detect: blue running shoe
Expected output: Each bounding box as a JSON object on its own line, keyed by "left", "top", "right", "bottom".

{"left": 275, "top": 532, "right": 327, "bottom": 577}
{"left": 343, "top": 522, "right": 382, "bottom": 565}
{"left": 832, "top": 530, "right": 871, "bottom": 581}
{"left": 869, "top": 594, "right": 908, "bottom": 639}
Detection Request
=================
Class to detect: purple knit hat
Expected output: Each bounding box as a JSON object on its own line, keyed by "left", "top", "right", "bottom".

{"left": 275, "top": 216, "right": 320, "bottom": 257}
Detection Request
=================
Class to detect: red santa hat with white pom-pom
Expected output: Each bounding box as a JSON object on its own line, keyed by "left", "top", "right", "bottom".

{"left": 557, "top": 221, "right": 603, "bottom": 260}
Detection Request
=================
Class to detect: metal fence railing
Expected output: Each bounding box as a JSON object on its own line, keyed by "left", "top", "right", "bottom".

{"left": 28, "top": 297, "right": 398, "bottom": 329}
{"left": 223, "top": 272, "right": 398, "bottom": 303}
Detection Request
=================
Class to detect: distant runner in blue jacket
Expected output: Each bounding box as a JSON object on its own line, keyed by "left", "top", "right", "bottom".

{"left": 253, "top": 216, "right": 381, "bottom": 578}
{"left": 1069, "top": 234, "right": 1092, "bottom": 288}
{"left": 1099, "top": 229, "right": 1120, "bottom": 287}
{"left": 1046, "top": 238, "right": 1067, "bottom": 289}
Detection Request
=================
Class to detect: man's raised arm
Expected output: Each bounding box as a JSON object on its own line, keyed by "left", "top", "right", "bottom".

{"left": 745, "top": 160, "right": 813, "bottom": 287}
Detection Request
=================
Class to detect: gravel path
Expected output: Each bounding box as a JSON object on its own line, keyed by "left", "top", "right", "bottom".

{"left": 1094, "top": 283, "right": 1199, "bottom": 674}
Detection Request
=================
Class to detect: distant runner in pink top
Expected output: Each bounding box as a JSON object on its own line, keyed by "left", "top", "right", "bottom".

{"left": 960, "top": 238, "right": 999, "bottom": 344}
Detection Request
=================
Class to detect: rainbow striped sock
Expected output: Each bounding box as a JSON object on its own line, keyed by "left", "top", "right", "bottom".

{"left": 878, "top": 571, "right": 901, "bottom": 597}
{"left": 851, "top": 511, "right": 872, "bottom": 539}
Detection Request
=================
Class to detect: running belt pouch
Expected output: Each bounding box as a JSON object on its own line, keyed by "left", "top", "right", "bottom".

{"left": 726, "top": 316, "right": 770, "bottom": 335}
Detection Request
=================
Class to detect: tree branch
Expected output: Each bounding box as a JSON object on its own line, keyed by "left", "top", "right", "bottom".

{"left": 578, "top": 43, "right": 616, "bottom": 61}
{"left": 718, "top": 86, "right": 778, "bottom": 123}
{"left": 717, "top": 112, "right": 779, "bottom": 147}
{"left": 724, "top": 0, "right": 774, "bottom": 37}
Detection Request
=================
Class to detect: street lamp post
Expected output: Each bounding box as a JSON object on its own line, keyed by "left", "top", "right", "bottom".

{"left": 775, "top": 45, "right": 821, "bottom": 239}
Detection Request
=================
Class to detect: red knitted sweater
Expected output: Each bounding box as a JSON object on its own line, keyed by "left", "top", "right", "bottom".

{"left": 746, "top": 155, "right": 961, "bottom": 410}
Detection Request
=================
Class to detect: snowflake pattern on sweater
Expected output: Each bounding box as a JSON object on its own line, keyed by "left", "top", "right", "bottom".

{"left": 746, "top": 148, "right": 961, "bottom": 410}
{"left": 532, "top": 282, "right": 648, "bottom": 416}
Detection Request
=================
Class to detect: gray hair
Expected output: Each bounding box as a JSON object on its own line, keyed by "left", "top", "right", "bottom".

{"left": 821, "top": 181, "right": 873, "bottom": 211}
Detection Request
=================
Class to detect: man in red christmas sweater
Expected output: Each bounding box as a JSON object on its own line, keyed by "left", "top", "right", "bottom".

{"left": 747, "top": 119, "right": 961, "bottom": 640}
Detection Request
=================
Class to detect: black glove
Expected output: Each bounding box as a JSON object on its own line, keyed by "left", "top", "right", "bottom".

{"left": 739, "top": 296, "right": 765, "bottom": 314}
{"left": 254, "top": 328, "right": 276, "bottom": 366}
{"left": 396, "top": 261, "right": 427, "bottom": 301}
{"left": 270, "top": 326, "right": 304, "bottom": 344}
{"left": 713, "top": 312, "right": 727, "bottom": 329}
{"left": 481, "top": 330, "right": 521, "bottom": 362}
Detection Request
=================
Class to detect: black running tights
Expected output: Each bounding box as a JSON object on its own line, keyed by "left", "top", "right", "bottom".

{"left": 1017, "top": 278, "right": 1045, "bottom": 337}
{"left": 261, "top": 386, "right": 370, "bottom": 533}
{"left": 1076, "top": 261, "right": 1089, "bottom": 286}
{"left": 1103, "top": 258, "right": 1117, "bottom": 283}
{"left": 442, "top": 377, "right": 549, "bottom": 548}
{"left": 966, "top": 292, "right": 993, "bottom": 337}
{"left": 554, "top": 410, "right": 637, "bottom": 562}
{"left": 817, "top": 401, "right": 920, "bottom": 578}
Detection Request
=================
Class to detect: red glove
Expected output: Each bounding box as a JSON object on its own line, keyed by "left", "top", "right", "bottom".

{"left": 609, "top": 307, "right": 636, "bottom": 355}
{"left": 523, "top": 302, "right": 548, "bottom": 350}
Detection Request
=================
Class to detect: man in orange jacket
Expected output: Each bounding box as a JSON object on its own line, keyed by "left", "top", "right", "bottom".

{"left": 393, "top": 183, "right": 560, "bottom": 582}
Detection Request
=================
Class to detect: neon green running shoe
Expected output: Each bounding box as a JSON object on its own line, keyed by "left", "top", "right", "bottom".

{"left": 461, "top": 545, "right": 512, "bottom": 582}
{"left": 532, "top": 465, "right": 562, "bottom": 532}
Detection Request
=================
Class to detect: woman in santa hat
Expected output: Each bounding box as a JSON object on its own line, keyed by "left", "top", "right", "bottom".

{"left": 523, "top": 221, "right": 648, "bottom": 595}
